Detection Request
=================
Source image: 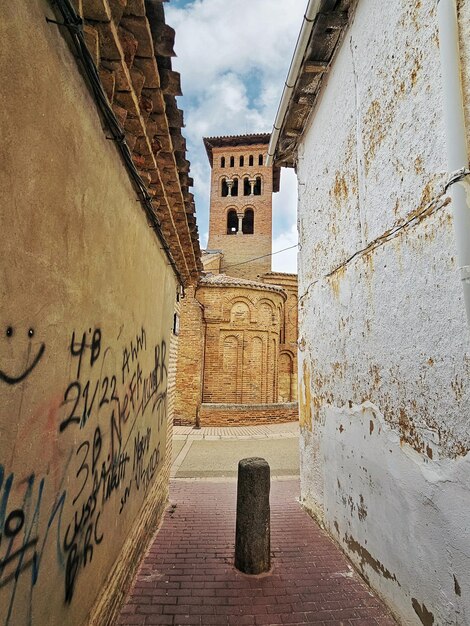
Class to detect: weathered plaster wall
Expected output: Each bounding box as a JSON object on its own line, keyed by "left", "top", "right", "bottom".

{"left": 297, "top": 0, "right": 470, "bottom": 624}
{"left": 0, "top": 2, "right": 177, "bottom": 624}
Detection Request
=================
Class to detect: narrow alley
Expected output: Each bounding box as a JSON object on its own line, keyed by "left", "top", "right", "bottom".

{"left": 1, "top": 0, "right": 469, "bottom": 625}
{"left": 117, "top": 426, "right": 396, "bottom": 626}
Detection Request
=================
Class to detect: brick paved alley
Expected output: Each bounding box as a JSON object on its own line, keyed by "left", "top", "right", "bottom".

{"left": 118, "top": 480, "right": 396, "bottom": 626}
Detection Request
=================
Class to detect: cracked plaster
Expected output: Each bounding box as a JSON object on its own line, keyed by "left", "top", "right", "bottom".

{"left": 297, "top": 0, "right": 470, "bottom": 623}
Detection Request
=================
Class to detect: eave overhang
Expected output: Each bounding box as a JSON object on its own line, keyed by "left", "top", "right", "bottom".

{"left": 51, "top": 0, "right": 203, "bottom": 285}
{"left": 268, "top": 0, "right": 357, "bottom": 169}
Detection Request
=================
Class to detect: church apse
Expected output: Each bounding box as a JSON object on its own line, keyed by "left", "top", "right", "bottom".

{"left": 174, "top": 134, "right": 298, "bottom": 427}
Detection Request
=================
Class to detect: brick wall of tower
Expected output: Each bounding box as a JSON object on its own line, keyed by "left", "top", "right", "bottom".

{"left": 207, "top": 144, "right": 273, "bottom": 280}
{"left": 199, "top": 402, "right": 298, "bottom": 426}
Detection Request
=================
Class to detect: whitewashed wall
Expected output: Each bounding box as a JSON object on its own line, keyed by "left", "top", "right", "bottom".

{"left": 297, "top": 1, "right": 470, "bottom": 624}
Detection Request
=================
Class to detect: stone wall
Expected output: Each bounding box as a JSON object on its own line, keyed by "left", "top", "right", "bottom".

{"left": 297, "top": 1, "right": 470, "bottom": 624}
{"left": 0, "top": 1, "right": 193, "bottom": 624}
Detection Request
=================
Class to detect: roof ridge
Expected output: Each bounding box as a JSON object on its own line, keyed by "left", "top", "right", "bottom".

{"left": 200, "top": 273, "right": 287, "bottom": 296}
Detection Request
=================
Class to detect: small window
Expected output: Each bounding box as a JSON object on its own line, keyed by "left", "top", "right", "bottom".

{"left": 221, "top": 178, "right": 229, "bottom": 197}
{"left": 232, "top": 178, "right": 239, "bottom": 197}
{"left": 254, "top": 177, "right": 262, "bottom": 195}
{"left": 258, "top": 154, "right": 263, "bottom": 166}
{"left": 243, "top": 177, "right": 250, "bottom": 196}
{"left": 230, "top": 156, "right": 235, "bottom": 167}
{"left": 239, "top": 156, "right": 244, "bottom": 166}
{"left": 242, "top": 209, "right": 254, "bottom": 234}
{"left": 249, "top": 155, "right": 254, "bottom": 166}
{"left": 227, "top": 210, "right": 238, "bottom": 234}
{"left": 221, "top": 156, "right": 225, "bottom": 168}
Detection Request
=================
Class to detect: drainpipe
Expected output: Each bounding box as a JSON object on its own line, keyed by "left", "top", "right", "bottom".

{"left": 437, "top": 0, "right": 470, "bottom": 326}
{"left": 266, "top": 0, "right": 322, "bottom": 166}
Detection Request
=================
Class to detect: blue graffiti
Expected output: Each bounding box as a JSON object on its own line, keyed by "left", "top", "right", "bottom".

{"left": 0, "top": 463, "right": 68, "bottom": 626}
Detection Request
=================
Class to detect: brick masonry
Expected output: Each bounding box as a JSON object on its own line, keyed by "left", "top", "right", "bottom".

{"left": 174, "top": 277, "right": 298, "bottom": 426}
{"left": 263, "top": 273, "right": 298, "bottom": 402}
{"left": 174, "top": 136, "right": 299, "bottom": 428}
{"left": 199, "top": 280, "right": 286, "bottom": 405}
{"left": 199, "top": 403, "right": 299, "bottom": 426}
{"left": 117, "top": 480, "right": 397, "bottom": 625}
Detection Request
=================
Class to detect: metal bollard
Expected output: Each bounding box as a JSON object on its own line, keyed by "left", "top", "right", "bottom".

{"left": 234, "top": 457, "right": 271, "bottom": 574}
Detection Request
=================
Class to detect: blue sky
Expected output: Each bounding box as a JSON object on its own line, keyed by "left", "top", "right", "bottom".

{"left": 166, "top": 0, "right": 306, "bottom": 272}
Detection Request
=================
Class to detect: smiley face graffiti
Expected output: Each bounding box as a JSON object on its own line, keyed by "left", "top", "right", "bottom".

{"left": 0, "top": 326, "right": 45, "bottom": 385}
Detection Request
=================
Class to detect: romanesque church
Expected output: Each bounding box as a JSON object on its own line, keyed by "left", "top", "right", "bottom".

{"left": 174, "top": 133, "right": 298, "bottom": 426}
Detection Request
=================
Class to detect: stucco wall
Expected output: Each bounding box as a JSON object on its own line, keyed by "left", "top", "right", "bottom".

{"left": 0, "top": 2, "right": 177, "bottom": 624}
{"left": 297, "top": 1, "right": 470, "bottom": 624}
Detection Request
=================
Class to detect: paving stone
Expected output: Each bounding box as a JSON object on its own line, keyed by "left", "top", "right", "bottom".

{"left": 117, "top": 480, "right": 396, "bottom": 626}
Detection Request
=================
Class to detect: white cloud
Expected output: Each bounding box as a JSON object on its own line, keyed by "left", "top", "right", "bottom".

{"left": 184, "top": 73, "right": 267, "bottom": 143}
{"left": 273, "top": 167, "right": 299, "bottom": 227}
{"left": 272, "top": 167, "right": 298, "bottom": 273}
{"left": 167, "top": 0, "right": 305, "bottom": 97}
{"left": 166, "top": 0, "right": 305, "bottom": 267}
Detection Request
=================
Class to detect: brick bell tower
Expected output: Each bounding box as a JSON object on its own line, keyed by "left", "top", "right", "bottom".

{"left": 203, "top": 134, "right": 280, "bottom": 281}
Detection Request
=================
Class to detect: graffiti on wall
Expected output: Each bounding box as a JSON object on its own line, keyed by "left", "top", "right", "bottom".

{"left": 0, "top": 325, "right": 168, "bottom": 625}
{"left": 0, "top": 326, "right": 46, "bottom": 385}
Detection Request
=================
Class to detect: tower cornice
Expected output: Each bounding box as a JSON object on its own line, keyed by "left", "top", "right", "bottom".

{"left": 203, "top": 133, "right": 271, "bottom": 167}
